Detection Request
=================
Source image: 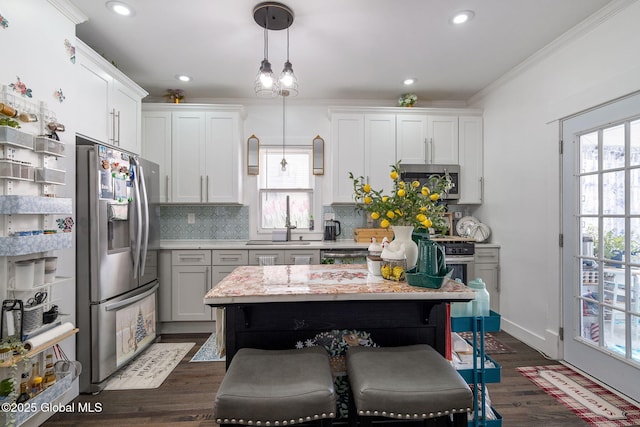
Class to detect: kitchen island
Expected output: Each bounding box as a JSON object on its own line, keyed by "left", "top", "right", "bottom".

{"left": 204, "top": 264, "right": 475, "bottom": 366}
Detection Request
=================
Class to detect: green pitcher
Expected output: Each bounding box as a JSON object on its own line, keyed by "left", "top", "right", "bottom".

{"left": 417, "top": 239, "right": 446, "bottom": 275}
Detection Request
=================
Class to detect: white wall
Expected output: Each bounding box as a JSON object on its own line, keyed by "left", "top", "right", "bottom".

{"left": 1, "top": 0, "right": 84, "bottom": 408}
{"left": 469, "top": 0, "right": 640, "bottom": 358}
{"left": 240, "top": 101, "right": 330, "bottom": 239}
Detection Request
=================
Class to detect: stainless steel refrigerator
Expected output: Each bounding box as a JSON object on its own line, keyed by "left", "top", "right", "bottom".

{"left": 75, "top": 135, "right": 160, "bottom": 393}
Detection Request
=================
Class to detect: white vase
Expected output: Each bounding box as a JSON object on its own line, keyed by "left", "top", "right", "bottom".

{"left": 390, "top": 225, "right": 418, "bottom": 269}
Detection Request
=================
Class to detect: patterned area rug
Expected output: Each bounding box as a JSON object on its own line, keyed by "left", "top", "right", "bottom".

{"left": 518, "top": 365, "right": 640, "bottom": 427}
{"left": 458, "top": 332, "right": 515, "bottom": 354}
{"left": 189, "top": 333, "right": 225, "bottom": 362}
{"left": 104, "top": 342, "right": 194, "bottom": 390}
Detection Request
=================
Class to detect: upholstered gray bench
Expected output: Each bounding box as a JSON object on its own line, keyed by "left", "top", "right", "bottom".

{"left": 214, "top": 346, "right": 336, "bottom": 426}
{"left": 347, "top": 344, "right": 472, "bottom": 426}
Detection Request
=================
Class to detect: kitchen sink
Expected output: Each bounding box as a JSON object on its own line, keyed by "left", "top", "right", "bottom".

{"left": 246, "top": 240, "right": 311, "bottom": 245}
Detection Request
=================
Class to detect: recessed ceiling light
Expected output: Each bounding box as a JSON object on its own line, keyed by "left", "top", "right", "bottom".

{"left": 105, "top": 1, "right": 135, "bottom": 17}
{"left": 175, "top": 75, "right": 191, "bottom": 82}
{"left": 451, "top": 10, "right": 474, "bottom": 25}
{"left": 403, "top": 78, "right": 417, "bottom": 86}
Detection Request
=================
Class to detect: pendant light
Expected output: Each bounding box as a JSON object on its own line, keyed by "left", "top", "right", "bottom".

{"left": 278, "top": 25, "right": 298, "bottom": 96}
{"left": 253, "top": 2, "right": 296, "bottom": 97}
{"left": 280, "top": 90, "right": 288, "bottom": 171}
{"left": 254, "top": 10, "right": 276, "bottom": 97}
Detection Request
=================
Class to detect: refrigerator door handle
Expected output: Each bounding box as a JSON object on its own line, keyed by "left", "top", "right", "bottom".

{"left": 138, "top": 164, "right": 150, "bottom": 275}
{"left": 132, "top": 167, "right": 142, "bottom": 279}
{"left": 104, "top": 282, "right": 159, "bottom": 312}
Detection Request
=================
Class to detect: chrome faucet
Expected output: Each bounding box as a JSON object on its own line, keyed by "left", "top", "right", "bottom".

{"left": 285, "top": 195, "right": 296, "bottom": 241}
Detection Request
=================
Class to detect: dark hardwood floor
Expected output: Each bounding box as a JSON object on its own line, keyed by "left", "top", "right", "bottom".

{"left": 43, "top": 332, "right": 592, "bottom": 427}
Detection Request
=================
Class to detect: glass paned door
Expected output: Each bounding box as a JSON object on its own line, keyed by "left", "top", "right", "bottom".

{"left": 577, "top": 123, "right": 640, "bottom": 358}
{"left": 562, "top": 93, "right": 640, "bottom": 402}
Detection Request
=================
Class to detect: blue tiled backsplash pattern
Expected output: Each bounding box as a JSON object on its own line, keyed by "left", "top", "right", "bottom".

{"left": 322, "top": 205, "right": 368, "bottom": 240}
{"left": 160, "top": 205, "right": 250, "bottom": 240}
{"left": 160, "top": 205, "right": 367, "bottom": 240}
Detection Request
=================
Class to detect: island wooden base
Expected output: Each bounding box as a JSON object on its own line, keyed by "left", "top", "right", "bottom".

{"left": 224, "top": 299, "right": 448, "bottom": 368}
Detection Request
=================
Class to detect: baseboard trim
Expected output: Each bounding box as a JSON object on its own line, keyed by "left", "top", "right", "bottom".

{"left": 159, "top": 321, "right": 215, "bottom": 334}
{"left": 501, "top": 317, "right": 561, "bottom": 359}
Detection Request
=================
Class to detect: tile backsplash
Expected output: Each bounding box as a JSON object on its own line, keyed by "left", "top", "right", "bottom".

{"left": 160, "top": 205, "right": 250, "bottom": 240}
{"left": 322, "top": 205, "right": 368, "bottom": 240}
{"left": 160, "top": 205, "right": 366, "bottom": 240}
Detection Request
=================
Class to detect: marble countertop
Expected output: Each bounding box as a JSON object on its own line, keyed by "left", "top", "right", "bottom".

{"left": 160, "top": 239, "right": 369, "bottom": 250}
{"left": 203, "top": 264, "right": 476, "bottom": 305}
{"left": 160, "top": 238, "right": 498, "bottom": 250}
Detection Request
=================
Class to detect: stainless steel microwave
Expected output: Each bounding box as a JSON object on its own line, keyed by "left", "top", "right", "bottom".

{"left": 399, "top": 164, "right": 460, "bottom": 200}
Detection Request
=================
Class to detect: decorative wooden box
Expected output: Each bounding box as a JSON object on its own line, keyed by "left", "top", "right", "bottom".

{"left": 353, "top": 228, "right": 394, "bottom": 243}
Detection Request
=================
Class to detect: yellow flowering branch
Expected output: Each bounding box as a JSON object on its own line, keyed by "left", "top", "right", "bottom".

{"left": 349, "top": 162, "right": 452, "bottom": 232}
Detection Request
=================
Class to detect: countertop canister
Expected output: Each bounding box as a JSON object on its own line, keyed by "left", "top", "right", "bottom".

{"left": 468, "top": 278, "right": 490, "bottom": 317}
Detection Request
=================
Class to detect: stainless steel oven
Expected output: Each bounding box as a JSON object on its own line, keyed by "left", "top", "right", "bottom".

{"left": 399, "top": 164, "right": 460, "bottom": 200}
{"left": 442, "top": 241, "right": 475, "bottom": 284}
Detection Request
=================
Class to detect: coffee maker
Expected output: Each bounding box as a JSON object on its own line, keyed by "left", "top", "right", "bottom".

{"left": 324, "top": 219, "right": 341, "bottom": 241}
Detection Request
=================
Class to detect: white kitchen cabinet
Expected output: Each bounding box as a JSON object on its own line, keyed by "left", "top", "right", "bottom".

{"left": 248, "top": 249, "right": 286, "bottom": 265}
{"left": 331, "top": 114, "right": 365, "bottom": 203}
{"left": 330, "top": 107, "right": 480, "bottom": 205}
{"left": 212, "top": 249, "right": 249, "bottom": 266}
{"left": 171, "top": 111, "right": 207, "bottom": 203}
{"left": 75, "top": 48, "right": 110, "bottom": 143}
{"left": 141, "top": 111, "right": 172, "bottom": 202}
{"left": 165, "top": 249, "right": 247, "bottom": 323}
{"left": 364, "top": 114, "right": 396, "bottom": 194}
{"left": 284, "top": 249, "right": 321, "bottom": 265}
{"left": 171, "top": 250, "right": 213, "bottom": 321}
{"left": 396, "top": 114, "right": 458, "bottom": 165}
{"left": 204, "top": 112, "right": 242, "bottom": 203}
{"left": 76, "top": 39, "right": 147, "bottom": 154}
{"left": 211, "top": 265, "right": 238, "bottom": 285}
{"left": 111, "top": 79, "right": 143, "bottom": 154}
{"left": 458, "top": 116, "right": 484, "bottom": 204}
{"left": 141, "top": 104, "right": 244, "bottom": 204}
{"left": 330, "top": 113, "right": 394, "bottom": 203}
{"left": 211, "top": 250, "right": 248, "bottom": 294}
{"left": 396, "top": 115, "right": 427, "bottom": 165}
{"left": 428, "top": 116, "right": 459, "bottom": 164}
{"left": 474, "top": 246, "right": 500, "bottom": 313}
{"left": 172, "top": 265, "right": 213, "bottom": 321}
{"left": 247, "top": 249, "right": 321, "bottom": 265}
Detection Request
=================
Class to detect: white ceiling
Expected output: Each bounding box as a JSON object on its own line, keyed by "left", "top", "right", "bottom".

{"left": 69, "top": 0, "right": 614, "bottom": 103}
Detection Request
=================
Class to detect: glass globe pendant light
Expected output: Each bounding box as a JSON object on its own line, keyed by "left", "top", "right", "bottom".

{"left": 254, "top": 16, "right": 276, "bottom": 96}
{"left": 278, "top": 26, "right": 298, "bottom": 96}
{"left": 253, "top": 2, "right": 296, "bottom": 97}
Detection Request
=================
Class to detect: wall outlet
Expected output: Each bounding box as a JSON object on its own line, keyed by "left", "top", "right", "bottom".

{"left": 324, "top": 212, "right": 336, "bottom": 221}
{"left": 454, "top": 211, "right": 463, "bottom": 219}
{"left": 187, "top": 213, "right": 195, "bottom": 224}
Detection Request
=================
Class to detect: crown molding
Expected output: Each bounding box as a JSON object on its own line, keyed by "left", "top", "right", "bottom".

{"left": 468, "top": 0, "right": 636, "bottom": 105}
{"left": 47, "top": 0, "right": 88, "bottom": 24}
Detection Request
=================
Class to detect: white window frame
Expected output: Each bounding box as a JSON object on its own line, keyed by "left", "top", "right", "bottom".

{"left": 256, "top": 145, "right": 315, "bottom": 234}
{"left": 561, "top": 91, "right": 640, "bottom": 402}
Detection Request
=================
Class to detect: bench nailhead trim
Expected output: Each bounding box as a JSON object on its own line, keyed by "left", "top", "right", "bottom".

{"left": 215, "top": 413, "right": 335, "bottom": 425}
{"left": 357, "top": 407, "right": 472, "bottom": 420}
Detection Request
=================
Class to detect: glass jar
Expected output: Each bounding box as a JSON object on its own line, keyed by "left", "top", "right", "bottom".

{"left": 468, "top": 278, "right": 490, "bottom": 317}
{"left": 380, "top": 257, "right": 407, "bottom": 281}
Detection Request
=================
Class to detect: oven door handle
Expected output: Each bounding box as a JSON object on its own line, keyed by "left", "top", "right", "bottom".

{"left": 445, "top": 257, "right": 475, "bottom": 263}
{"left": 104, "top": 282, "right": 159, "bottom": 312}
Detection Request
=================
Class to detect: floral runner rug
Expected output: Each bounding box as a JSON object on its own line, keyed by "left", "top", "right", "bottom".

{"left": 189, "top": 333, "right": 226, "bottom": 362}
{"left": 517, "top": 365, "right": 640, "bottom": 427}
{"left": 458, "top": 332, "right": 515, "bottom": 354}
{"left": 104, "top": 342, "right": 194, "bottom": 390}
